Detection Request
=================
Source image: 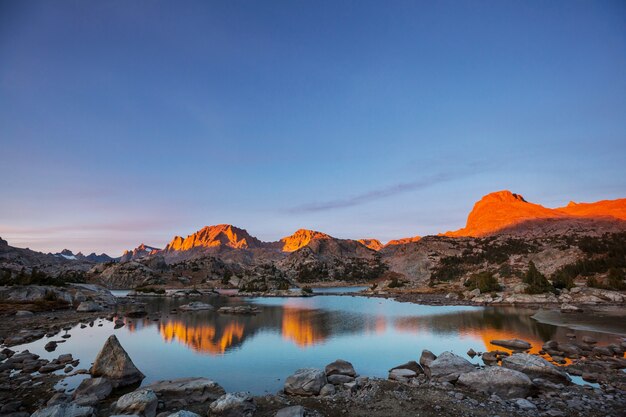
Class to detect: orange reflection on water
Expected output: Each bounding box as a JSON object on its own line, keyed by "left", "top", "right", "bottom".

{"left": 281, "top": 306, "right": 326, "bottom": 347}
{"left": 159, "top": 320, "right": 244, "bottom": 355}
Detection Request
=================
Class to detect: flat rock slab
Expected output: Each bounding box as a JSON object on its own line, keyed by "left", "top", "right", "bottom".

{"left": 457, "top": 366, "right": 533, "bottom": 399}
{"left": 490, "top": 339, "right": 532, "bottom": 350}
{"left": 502, "top": 353, "right": 571, "bottom": 383}
{"left": 143, "top": 377, "right": 225, "bottom": 407}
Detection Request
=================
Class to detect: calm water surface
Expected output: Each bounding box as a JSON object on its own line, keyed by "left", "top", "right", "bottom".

{"left": 13, "top": 293, "right": 626, "bottom": 394}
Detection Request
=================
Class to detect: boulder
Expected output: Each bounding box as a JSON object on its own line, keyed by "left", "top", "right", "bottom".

{"left": 178, "top": 302, "right": 214, "bottom": 311}
{"left": 115, "top": 389, "right": 157, "bottom": 417}
{"left": 30, "top": 403, "right": 94, "bottom": 417}
{"left": 284, "top": 368, "right": 327, "bottom": 396}
{"left": 327, "top": 374, "right": 354, "bottom": 384}
{"left": 419, "top": 350, "right": 436, "bottom": 368}
{"left": 324, "top": 359, "right": 356, "bottom": 377}
{"left": 319, "top": 383, "right": 336, "bottom": 396}
{"left": 143, "top": 377, "right": 225, "bottom": 408}
{"left": 424, "top": 351, "right": 475, "bottom": 382}
{"left": 90, "top": 335, "right": 145, "bottom": 387}
{"left": 457, "top": 366, "right": 533, "bottom": 399}
{"left": 389, "top": 360, "right": 423, "bottom": 375}
{"left": 502, "top": 353, "right": 571, "bottom": 384}
{"left": 208, "top": 392, "right": 256, "bottom": 417}
{"left": 388, "top": 368, "right": 417, "bottom": 382}
{"left": 490, "top": 339, "right": 531, "bottom": 350}
{"left": 72, "top": 377, "right": 113, "bottom": 406}
{"left": 166, "top": 412, "right": 201, "bottom": 417}
{"left": 76, "top": 301, "right": 104, "bottom": 313}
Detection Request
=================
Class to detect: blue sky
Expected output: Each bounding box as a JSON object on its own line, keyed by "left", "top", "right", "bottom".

{"left": 1, "top": 0, "right": 625, "bottom": 255}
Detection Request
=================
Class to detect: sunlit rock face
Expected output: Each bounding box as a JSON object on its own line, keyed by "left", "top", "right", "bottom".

{"left": 280, "top": 229, "right": 332, "bottom": 252}
{"left": 165, "top": 224, "right": 264, "bottom": 252}
{"left": 357, "top": 239, "right": 384, "bottom": 251}
{"left": 384, "top": 236, "right": 421, "bottom": 247}
{"left": 120, "top": 243, "right": 161, "bottom": 262}
{"left": 445, "top": 190, "right": 626, "bottom": 237}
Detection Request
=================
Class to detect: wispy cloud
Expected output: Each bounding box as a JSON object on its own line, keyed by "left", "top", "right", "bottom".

{"left": 288, "top": 172, "right": 455, "bottom": 213}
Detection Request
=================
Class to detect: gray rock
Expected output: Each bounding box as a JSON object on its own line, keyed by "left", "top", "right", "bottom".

{"left": 424, "top": 351, "right": 475, "bottom": 382}
{"left": 457, "top": 366, "right": 533, "bottom": 399}
{"left": 319, "top": 383, "right": 336, "bottom": 397}
{"left": 115, "top": 389, "right": 157, "bottom": 417}
{"left": 178, "top": 302, "right": 213, "bottom": 311}
{"left": 90, "top": 335, "right": 145, "bottom": 388}
{"left": 15, "top": 310, "right": 34, "bottom": 317}
{"left": 326, "top": 374, "right": 354, "bottom": 384}
{"left": 502, "top": 353, "right": 571, "bottom": 384}
{"left": 142, "top": 377, "right": 225, "bottom": 407}
{"left": 388, "top": 368, "right": 417, "bottom": 382}
{"left": 275, "top": 405, "right": 308, "bottom": 417}
{"left": 76, "top": 301, "right": 104, "bottom": 313}
{"left": 72, "top": 377, "right": 113, "bottom": 406}
{"left": 208, "top": 392, "right": 256, "bottom": 417}
{"left": 490, "top": 339, "right": 531, "bottom": 350}
{"left": 389, "top": 360, "right": 423, "bottom": 375}
{"left": 166, "top": 412, "right": 201, "bottom": 417}
{"left": 284, "top": 368, "right": 327, "bottom": 396}
{"left": 419, "top": 350, "right": 437, "bottom": 368}
{"left": 324, "top": 359, "right": 356, "bottom": 377}
{"left": 515, "top": 398, "right": 537, "bottom": 410}
{"left": 31, "top": 403, "right": 94, "bottom": 417}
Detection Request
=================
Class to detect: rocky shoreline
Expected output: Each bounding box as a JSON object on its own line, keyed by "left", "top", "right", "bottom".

{"left": 1, "top": 284, "right": 625, "bottom": 416}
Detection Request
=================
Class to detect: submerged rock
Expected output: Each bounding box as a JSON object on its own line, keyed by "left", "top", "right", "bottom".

{"left": 90, "top": 335, "right": 145, "bottom": 388}
{"left": 76, "top": 301, "right": 104, "bottom": 312}
{"left": 178, "top": 302, "right": 214, "bottom": 311}
{"left": 490, "top": 338, "right": 531, "bottom": 350}
{"left": 284, "top": 368, "right": 327, "bottom": 396}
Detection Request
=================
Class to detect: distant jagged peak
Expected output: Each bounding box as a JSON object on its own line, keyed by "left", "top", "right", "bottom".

{"left": 280, "top": 228, "right": 332, "bottom": 252}
{"left": 358, "top": 238, "right": 384, "bottom": 251}
{"left": 165, "top": 224, "right": 263, "bottom": 252}
{"left": 120, "top": 242, "right": 162, "bottom": 262}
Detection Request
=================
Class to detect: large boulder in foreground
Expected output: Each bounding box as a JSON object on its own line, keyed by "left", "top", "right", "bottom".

{"left": 502, "top": 353, "right": 571, "bottom": 384}
{"left": 284, "top": 368, "right": 327, "bottom": 396}
{"left": 208, "top": 392, "right": 256, "bottom": 417}
{"left": 143, "top": 377, "right": 225, "bottom": 408}
{"left": 90, "top": 335, "right": 145, "bottom": 388}
{"left": 324, "top": 359, "right": 356, "bottom": 377}
{"left": 457, "top": 366, "right": 533, "bottom": 399}
{"left": 424, "top": 351, "right": 475, "bottom": 382}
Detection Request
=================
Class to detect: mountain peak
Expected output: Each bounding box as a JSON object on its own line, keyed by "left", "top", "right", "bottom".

{"left": 164, "top": 224, "right": 262, "bottom": 252}
{"left": 358, "top": 238, "right": 383, "bottom": 251}
{"left": 480, "top": 190, "right": 527, "bottom": 203}
{"left": 280, "top": 229, "right": 331, "bottom": 252}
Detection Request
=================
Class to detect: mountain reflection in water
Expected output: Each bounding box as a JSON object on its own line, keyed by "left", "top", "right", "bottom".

{"left": 121, "top": 295, "right": 623, "bottom": 356}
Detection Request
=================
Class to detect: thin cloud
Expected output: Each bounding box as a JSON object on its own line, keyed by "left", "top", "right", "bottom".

{"left": 288, "top": 173, "right": 454, "bottom": 213}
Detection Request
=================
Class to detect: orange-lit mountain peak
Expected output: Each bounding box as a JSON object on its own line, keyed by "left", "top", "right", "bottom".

{"left": 280, "top": 229, "right": 332, "bottom": 252}
{"left": 164, "top": 224, "right": 262, "bottom": 251}
{"left": 358, "top": 238, "right": 384, "bottom": 251}
{"left": 445, "top": 191, "right": 626, "bottom": 237}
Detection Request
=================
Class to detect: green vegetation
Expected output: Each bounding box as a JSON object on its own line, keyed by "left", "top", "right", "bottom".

{"left": 301, "top": 286, "right": 313, "bottom": 294}
{"left": 607, "top": 267, "right": 626, "bottom": 290}
{"left": 523, "top": 261, "right": 553, "bottom": 294}
{"left": 464, "top": 271, "right": 501, "bottom": 293}
{"left": 0, "top": 267, "right": 85, "bottom": 286}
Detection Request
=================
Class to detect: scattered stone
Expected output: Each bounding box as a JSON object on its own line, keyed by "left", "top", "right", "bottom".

{"left": 467, "top": 348, "right": 477, "bottom": 358}
{"left": 423, "top": 351, "right": 475, "bottom": 382}
{"left": 457, "top": 366, "right": 533, "bottom": 399}
{"left": 90, "top": 335, "right": 145, "bottom": 387}
{"left": 209, "top": 392, "right": 256, "bottom": 417}
{"left": 72, "top": 377, "right": 113, "bottom": 406}
{"left": 502, "top": 353, "right": 571, "bottom": 383}
{"left": 284, "top": 368, "right": 327, "bottom": 396}
{"left": 319, "top": 383, "right": 336, "bottom": 396}
{"left": 143, "top": 377, "right": 225, "bottom": 408}
{"left": 115, "top": 389, "right": 158, "bottom": 417}
{"left": 490, "top": 339, "right": 531, "bottom": 350}
{"left": 515, "top": 398, "right": 537, "bottom": 410}
{"left": 15, "top": 310, "right": 34, "bottom": 317}
{"left": 166, "top": 412, "right": 201, "bottom": 417}
{"left": 178, "top": 302, "right": 214, "bottom": 311}
{"left": 76, "top": 301, "right": 104, "bottom": 312}
{"left": 31, "top": 403, "right": 94, "bottom": 417}
{"left": 44, "top": 341, "right": 58, "bottom": 352}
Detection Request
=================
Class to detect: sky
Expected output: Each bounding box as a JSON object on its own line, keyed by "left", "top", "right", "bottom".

{"left": 1, "top": 0, "right": 625, "bottom": 255}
